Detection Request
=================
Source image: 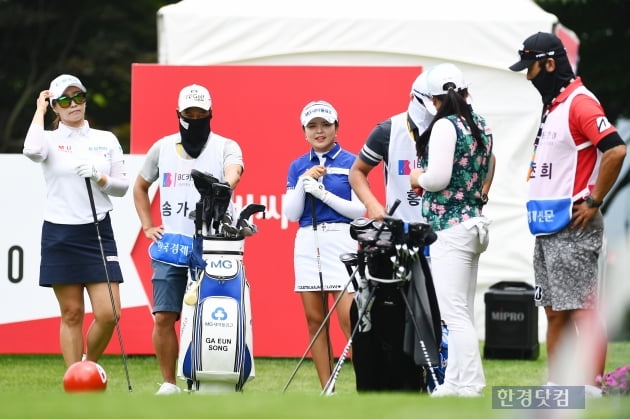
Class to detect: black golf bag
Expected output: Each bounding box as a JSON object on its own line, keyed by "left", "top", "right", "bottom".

{"left": 347, "top": 214, "right": 443, "bottom": 392}
{"left": 177, "top": 169, "right": 265, "bottom": 393}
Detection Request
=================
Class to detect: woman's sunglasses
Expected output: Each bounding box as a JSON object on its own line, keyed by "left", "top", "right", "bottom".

{"left": 53, "top": 92, "right": 87, "bottom": 108}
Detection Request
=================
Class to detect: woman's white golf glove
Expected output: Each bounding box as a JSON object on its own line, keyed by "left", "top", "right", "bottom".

{"left": 75, "top": 163, "right": 101, "bottom": 182}
{"left": 302, "top": 176, "right": 327, "bottom": 200}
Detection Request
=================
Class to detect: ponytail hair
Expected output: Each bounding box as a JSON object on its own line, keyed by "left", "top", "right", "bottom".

{"left": 415, "top": 88, "right": 484, "bottom": 159}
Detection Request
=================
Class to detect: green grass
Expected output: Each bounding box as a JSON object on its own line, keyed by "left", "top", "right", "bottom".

{"left": 0, "top": 342, "right": 628, "bottom": 419}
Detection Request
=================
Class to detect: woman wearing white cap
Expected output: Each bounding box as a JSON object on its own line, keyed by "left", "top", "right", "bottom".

{"left": 410, "top": 63, "right": 495, "bottom": 397}
{"left": 23, "top": 74, "right": 129, "bottom": 368}
{"left": 284, "top": 100, "right": 365, "bottom": 389}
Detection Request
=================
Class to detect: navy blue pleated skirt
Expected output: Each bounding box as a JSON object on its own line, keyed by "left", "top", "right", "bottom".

{"left": 39, "top": 213, "right": 124, "bottom": 287}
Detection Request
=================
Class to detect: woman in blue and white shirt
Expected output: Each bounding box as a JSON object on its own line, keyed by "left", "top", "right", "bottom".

{"left": 284, "top": 100, "right": 365, "bottom": 389}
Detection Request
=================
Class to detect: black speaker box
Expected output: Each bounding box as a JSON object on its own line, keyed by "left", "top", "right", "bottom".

{"left": 484, "top": 281, "right": 539, "bottom": 360}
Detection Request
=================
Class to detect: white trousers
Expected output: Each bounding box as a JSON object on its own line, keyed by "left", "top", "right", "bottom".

{"left": 431, "top": 217, "right": 490, "bottom": 393}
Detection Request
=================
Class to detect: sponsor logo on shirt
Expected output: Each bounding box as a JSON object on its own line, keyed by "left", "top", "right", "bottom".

{"left": 161, "top": 172, "right": 193, "bottom": 187}
{"left": 596, "top": 116, "right": 611, "bottom": 133}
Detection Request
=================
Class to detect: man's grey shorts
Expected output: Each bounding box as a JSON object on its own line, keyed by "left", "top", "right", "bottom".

{"left": 151, "top": 259, "right": 188, "bottom": 314}
{"left": 533, "top": 212, "right": 604, "bottom": 311}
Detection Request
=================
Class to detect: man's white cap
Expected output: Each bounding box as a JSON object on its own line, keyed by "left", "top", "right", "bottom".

{"left": 410, "top": 70, "right": 437, "bottom": 115}
{"left": 178, "top": 84, "right": 212, "bottom": 111}
{"left": 427, "top": 63, "right": 467, "bottom": 96}
{"left": 49, "top": 74, "right": 86, "bottom": 100}
{"left": 300, "top": 100, "right": 338, "bottom": 126}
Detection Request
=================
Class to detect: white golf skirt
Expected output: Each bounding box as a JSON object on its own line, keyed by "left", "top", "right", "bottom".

{"left": 293, "top": 223, "right": 357, "bottom": 293}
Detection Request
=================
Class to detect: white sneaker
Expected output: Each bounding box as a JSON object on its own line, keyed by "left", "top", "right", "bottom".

{"left": 584, "top": 384, "right": 602, "bottom": 398}
{"left": 155, "top": 382, "right": 181, "bottom": 395}
{"left": 430, "top": 384, "right": 458, "bottom": 397}
{"left": 458, "top": 387, "right": 483, "bottom": 397}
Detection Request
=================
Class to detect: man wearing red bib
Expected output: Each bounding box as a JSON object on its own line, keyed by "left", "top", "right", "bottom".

{"left": 510, "top": 32, "right": 626, "bottom": 396}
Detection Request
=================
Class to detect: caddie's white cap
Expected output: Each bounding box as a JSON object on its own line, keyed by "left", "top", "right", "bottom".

{"left": 300, "top": 100, "right": 338, "bottom": 126}
{"left": 427, "top": 63, "right": 467, "bottom": 96}
{"left": 410, "top": 70, "right": 437, "bottom": 115}
{"left": 49, "top": 74, "right": 86, "bottom": 100}
{"left": 178, "top": 84, "right": 212, "bottom": 111}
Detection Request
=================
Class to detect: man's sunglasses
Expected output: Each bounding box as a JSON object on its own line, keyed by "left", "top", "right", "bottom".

{"left": 53, "top": 92, "right": 87, "bottom": 108}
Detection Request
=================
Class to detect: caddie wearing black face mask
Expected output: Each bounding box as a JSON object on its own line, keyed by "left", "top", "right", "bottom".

{"left": 509, "top": 32, "right": 575, "bottom": 105}
{"left": 178, "top": 111, "right": 211, "bottom": 158}
{"left": 509, "top": 32, "right": 627, "bottom": 397}
{"left": 133, "top": 82, "right": 244, "bottom": 395}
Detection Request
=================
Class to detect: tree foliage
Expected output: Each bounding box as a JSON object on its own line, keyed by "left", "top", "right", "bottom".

{"left": 535, "top": 0, "right": 630, "bottom": 122}
{"left": 0, "top": 0, "right": 177, "bottom": 153}
{"left": 1, "top": 0, "right": 627, "bottom": 154}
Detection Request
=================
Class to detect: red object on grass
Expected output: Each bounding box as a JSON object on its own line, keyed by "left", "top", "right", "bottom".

{"left": 62, "top": 361, "right": 107, "bottom": 393}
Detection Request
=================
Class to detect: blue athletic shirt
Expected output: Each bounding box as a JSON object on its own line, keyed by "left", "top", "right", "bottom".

{"left": 286, "top": 142, "right": 356, "bottom": 228}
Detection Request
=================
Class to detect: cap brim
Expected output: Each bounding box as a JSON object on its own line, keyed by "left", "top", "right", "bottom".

{"left": 509, "top": 59, "right": 534, "bottom": 72}
{"left": 302, "top": 116, "right": 336, "bottom": 126}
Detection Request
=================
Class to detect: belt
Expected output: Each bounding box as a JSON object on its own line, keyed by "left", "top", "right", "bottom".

{"left": 301, "top": 222, "right": 347, "bottom": 232}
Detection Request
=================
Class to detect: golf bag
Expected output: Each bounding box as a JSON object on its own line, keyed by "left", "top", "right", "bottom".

{"left": 177, "top": 169, "right": 265, "bottom": 393}
{"left": 426, "top": 321, "right": 448, "bottom": 392}
{"left": 347, "top": 214, "right": 443, "bottom": 392}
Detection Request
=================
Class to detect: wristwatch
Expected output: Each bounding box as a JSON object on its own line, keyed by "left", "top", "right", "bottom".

{"left": 481, "top": 193, "right": 489, "bottom": 206}
{"left": 585, "top": 196, "right": 602, "bottom": 208}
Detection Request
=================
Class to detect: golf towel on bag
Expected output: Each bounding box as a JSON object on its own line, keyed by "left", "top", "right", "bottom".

{"left": 177, "top": 237, "right": 255, "bottom": 393}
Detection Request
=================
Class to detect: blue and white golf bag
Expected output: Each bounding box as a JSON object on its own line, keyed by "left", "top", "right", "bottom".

{"left": 178, "top": 236, "right": 255, "bottom": 392}
{"left": 177, "top": 169, "right": 265, "bottom": 393}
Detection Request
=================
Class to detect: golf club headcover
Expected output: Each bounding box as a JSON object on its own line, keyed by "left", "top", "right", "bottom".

{"left": 238, "top": 203, "right": 266, "bottom": 222}
{"left": 191, "top": 169, "right": 219, "bottom": 196}
{"left": 349, "top": 217, "right": 377, "bottom": 240}
{"left": 211, "top": 181, "right": 232, "bottom": 230}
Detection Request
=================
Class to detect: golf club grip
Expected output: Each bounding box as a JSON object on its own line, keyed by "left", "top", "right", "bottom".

{"left": 85, "top": 178, "right": 99, "bottom": 224}
{"left": 388, "top": 199, "right": 401, "bottom": 217}
{"left": 374, "top": 198, "right": 402, "bottom": 241}
{"left": 310, "top": 194, "right": 317, "bottom": 230}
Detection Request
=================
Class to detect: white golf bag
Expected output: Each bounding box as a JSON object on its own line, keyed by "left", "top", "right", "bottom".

{"left": 177, "top": 236, "right": 255, "bottom": 393}
{"left": 177, "top": 169, "right": 264, "bottom": 393}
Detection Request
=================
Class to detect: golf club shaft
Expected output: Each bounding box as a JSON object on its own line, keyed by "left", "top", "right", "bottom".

{"left": 321, "top": 281, "right": 378, "bottom": 395}
{"left": 281, "top": 266, "right": 359, "bottom": 393}
{"left": 398, "top": 283, "right": 440, "bottom": 387}
{"left": 310, "top": 195, "right": 334, "bottom": 377}
{"left": 85, "top": 179, "right": 132, "bottom": 392}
